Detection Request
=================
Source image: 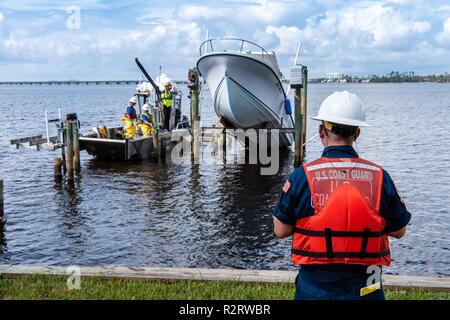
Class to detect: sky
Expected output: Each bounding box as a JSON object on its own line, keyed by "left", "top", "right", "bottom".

{"left": 0, "top": 0, "right": 450, "bottom": 81}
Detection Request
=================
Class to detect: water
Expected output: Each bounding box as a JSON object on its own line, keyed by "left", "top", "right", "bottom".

{"left": 0, "top": 82, "right": 449, "bottom": 276}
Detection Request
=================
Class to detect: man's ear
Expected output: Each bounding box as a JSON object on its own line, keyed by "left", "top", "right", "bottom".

{"left": 354, "top": 128, "right": 361, "bottom": 141}
{"left": 319, "top": 125, "right": 325, "bottom": 139}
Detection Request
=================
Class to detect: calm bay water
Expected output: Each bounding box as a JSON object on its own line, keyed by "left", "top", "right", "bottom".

{"left": 0, "top": 82, "right": 448, "bottom": 276}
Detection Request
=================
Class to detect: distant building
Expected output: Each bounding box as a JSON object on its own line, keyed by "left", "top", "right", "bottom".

{"left": 326, "top": 72, "right": 343, "bottom": 83}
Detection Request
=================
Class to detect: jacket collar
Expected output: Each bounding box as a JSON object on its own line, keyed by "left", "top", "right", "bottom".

{"left": 322, "top": 145, "right": 359, "bottom": 158}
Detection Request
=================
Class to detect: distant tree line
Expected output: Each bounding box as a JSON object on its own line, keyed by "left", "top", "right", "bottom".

{"left": 368, "top": 71, "right": 450, "bottom": 83}
{"left": 309, "top": 71, "right": 450, "bottom": 83}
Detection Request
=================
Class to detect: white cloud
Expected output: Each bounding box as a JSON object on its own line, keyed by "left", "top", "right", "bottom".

{"left": 385, "top": 0, "right": 408, "bottom": 4}
{"left": 265, "top": 2, "right": 431, "bottom": 57}
{"left": 0, "top": 0, "right": 108, "bottom": 11}
{"left": 261, "top": 2, "right": 440, "bottom": 77}
{"left": 328, "top": 4, "right": 428, "bottom": 48}
{"left": 2, "top": 21, "right": 200, "bottom": 60}
{"left": 265, "top": 25, "right": 302, "bottom": 55}
{"left": 436, "top": 17, "right": 450, "bottom": 45}
{"left": 437, "top": 5, "right": 450, "bottom": 12}
{"left": 179, "top": 1, "right": 305, "bottom": 24}
{"left": 0, "top": 17, "right": 203, "bottom": 80}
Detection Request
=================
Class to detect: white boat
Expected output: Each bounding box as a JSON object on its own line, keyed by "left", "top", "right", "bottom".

{"left": 197, "top": 38, "right": 294, "bottom": 147}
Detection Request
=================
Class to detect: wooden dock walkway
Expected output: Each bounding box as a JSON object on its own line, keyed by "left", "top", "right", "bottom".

{"left": 0, "top": 265, "right": 448, "bottom": 291}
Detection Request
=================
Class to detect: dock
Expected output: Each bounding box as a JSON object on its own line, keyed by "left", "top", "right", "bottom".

{"left": 0, "top": 265, "right": 448, "bottom": 291}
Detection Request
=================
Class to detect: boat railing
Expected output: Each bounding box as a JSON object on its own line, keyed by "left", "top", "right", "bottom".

{"left": 199, "top": 38, "right": 271, "bottom": 61}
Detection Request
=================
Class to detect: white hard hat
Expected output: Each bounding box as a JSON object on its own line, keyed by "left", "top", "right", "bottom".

{"left": 129, "top": 96, "right": 137, "bottom": 104}
{"left": 142, "top": 104, "right": 150, "bottom": 111}
{"left": 312, "top": 91, "right": 370, "bottom": 127}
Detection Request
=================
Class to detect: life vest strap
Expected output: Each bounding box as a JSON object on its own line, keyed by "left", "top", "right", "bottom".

{"left": 294, "top": 228, "right": 385, "bottom": 237}
{"left": 360, "top": 228, "right": 370, "bottom": 258}
{"left": 291, "top": 249, "right": 390, "bottom": 259}
{"left": 325, "top": 228, "right": 333, "bottom": 259}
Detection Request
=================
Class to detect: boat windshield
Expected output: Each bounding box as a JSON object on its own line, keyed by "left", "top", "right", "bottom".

{"left": 199, "top": 38, "right": 271, "bottom": 58}
{"left": 199, "top": 38, "right": 280, "bottom": 74}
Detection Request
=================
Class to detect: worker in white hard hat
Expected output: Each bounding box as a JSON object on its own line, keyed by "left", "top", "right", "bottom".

{"left": 119, "top": 96, "right": 138, "bottom": 139}
{"left": 126, "top": 96, "right": 138, "bottom": 121}
{"left": 138, "top": 104, "right": 153, "bottom": 137}
{"left": 273, "top": 91, "right": 411, "bottom": 300}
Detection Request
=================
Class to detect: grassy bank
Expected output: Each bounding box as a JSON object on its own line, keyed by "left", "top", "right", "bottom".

{"left": 0, "top": 274, "right": 448, "bottom": 300}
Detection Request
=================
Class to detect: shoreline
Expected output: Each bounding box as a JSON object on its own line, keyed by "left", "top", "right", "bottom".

{"left": 0, "top": 265, "right": 448, "bottom": 291}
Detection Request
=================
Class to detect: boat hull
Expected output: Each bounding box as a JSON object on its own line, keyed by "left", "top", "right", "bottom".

{"left": 197, "top": 52, "right": 293, "bottom": 147}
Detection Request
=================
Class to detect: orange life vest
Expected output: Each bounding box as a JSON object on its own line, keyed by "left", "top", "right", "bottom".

{"left": 291, "top": 157, "right": 391, "bottom": 266}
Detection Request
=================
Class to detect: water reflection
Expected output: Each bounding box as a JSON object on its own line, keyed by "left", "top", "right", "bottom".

{"left": 53, "top": 176, "right": 82, "bottom": 216}
{"left": 71, "top": 148, "right": 293, "bottom": 269}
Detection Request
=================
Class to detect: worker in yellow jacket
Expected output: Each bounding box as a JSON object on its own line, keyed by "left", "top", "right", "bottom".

{"left": 138, "top": 104, "right": 154, "bottom": 137}
{"left": 120, "top": 113, "right": 137, "bottom": 139}
{"left": 161, "top": 82, "right": 173, "bottom": 131}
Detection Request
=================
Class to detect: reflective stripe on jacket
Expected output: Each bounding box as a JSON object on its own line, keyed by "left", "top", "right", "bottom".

{"left": 161, "top": 90, "right": 172, "bottom": 107}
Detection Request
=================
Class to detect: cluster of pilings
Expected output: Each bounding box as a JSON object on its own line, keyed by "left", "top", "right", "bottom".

{"left": 53, "top": 115, "right": 81, "bottom": 182}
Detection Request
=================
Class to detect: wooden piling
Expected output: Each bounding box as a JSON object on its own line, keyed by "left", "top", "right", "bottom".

{"left": 72, "top": 122, "right": 81, "bottom": 173}
{"left": 301, "top": 66, "right": 308, "bottom": 152}
{"left": 159, "top": 135, "right": 166, "bottom": 161}
{"left": 53, "top": 158, "right": 62, "bottom": 180}
{"left": 294, "top": 89, "right": 304, "bottom": 167}
{"left": 0, "top": 179, "right": 4, "bottom": 223}
{"left": 192, "top": 118, "right": 200, "bottom": 164}
{"left": 60, "top": 122, "right": 67, "bottom": 174}
{"left": 190, "top": 84, "right": 200, "bottom": 126}
{"left": 220, "top": 127, "right": 227, "bottom": 160}
{"left": 188, "top": 69, "right": 200, "bottom": 163}
{"left": 151, "top": 104, "right": 159, "bottom": 161}
{"left": 293, "top": 66, "right": 308, "bottom": 167}
{"left": 65, "top": 121, "right": 74, "bottom": 180}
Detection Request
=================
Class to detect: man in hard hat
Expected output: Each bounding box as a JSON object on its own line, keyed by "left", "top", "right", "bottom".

{"left": 273, "top": 91, "right": 411, "bottom": 300}
{"left": 119, "top": 96, "right": 138, "bottom": 139}
{"left": 126, "top": 96, "right": 138, "bottom": 121}
{"left": 161, "top": 82, "right": 173, "bottom": 131}
{"left": 138, "top": 104, "right": 154, "bottom": 137}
